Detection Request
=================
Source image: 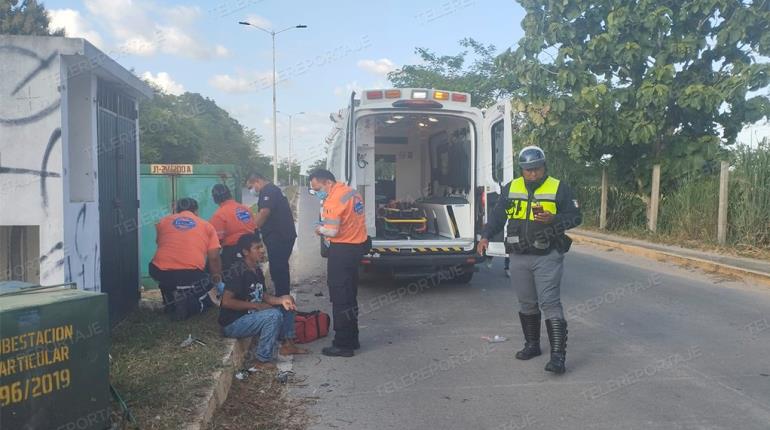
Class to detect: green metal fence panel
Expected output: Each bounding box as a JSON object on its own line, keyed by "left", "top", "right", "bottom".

{"left": 138, "top": 175, "right": 173, "bottom": 281}
{"left": 139, "top": 165, "right": 241, "bottom": 286}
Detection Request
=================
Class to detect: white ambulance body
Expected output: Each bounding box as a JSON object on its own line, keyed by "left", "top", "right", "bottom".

{"left": 324, "top": 88, "right": 513, "bottom": 282}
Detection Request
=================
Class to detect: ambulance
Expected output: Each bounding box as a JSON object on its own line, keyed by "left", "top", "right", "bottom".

{"left": 323, "top": 89, "right": 514, "bottom": 283}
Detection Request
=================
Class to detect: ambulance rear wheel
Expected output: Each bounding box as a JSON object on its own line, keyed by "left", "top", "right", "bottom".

{"left": 454, "top": 269, "right": 474, "bottom": 284}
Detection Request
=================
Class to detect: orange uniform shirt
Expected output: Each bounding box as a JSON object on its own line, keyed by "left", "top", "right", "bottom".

{"left": 322, "top": 182, "right": 367, "bottom": 244}
{"left": 152, "top": 211, "right": 221, "bottom": 271}
{"left": 210, "top": 199, "right": 257, "bottom": 247}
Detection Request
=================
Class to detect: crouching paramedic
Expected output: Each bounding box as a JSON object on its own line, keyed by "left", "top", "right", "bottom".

{"left": 219, "top": 233, "right": 297, "bottom": 369}
{"left": 477, "top": 146, "right": 581, "bottom": 374}
{"left": 210, "top": 183, "right": 257, "bottom": 270}
{"left": 309, "top": 169, "right": 369, "bottom": 358}
{"left": 149, "top": 198, "right": 223, "bottom": 319}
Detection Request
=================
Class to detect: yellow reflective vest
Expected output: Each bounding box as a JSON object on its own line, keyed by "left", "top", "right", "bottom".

{"left": 505, "top": 176, "right": 561, "bottom": 220}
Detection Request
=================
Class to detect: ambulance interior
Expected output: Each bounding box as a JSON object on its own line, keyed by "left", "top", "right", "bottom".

{"left": 355, "top": 113, "right": 474, "bottom": 243}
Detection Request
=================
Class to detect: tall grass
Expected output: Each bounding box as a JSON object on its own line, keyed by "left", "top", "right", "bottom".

{"left": 729, "top": 143, "right": 770, "bottom": 248}
{"left": 659, "top": 175, "right": 719, "bottom": 242}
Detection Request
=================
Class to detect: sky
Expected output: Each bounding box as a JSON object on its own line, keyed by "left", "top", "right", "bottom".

{"left": 45, "top": 0, "right": 769, "bottom": 170}
{"left": 45, "top": 0, "right": 526, "bottom": 169}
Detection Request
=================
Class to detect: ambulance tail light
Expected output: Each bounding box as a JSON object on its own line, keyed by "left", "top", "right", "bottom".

{"left": 411, "top": 90, "right": 428, "bottom": 99}
{"left": 385, "top": 89, "right": 401, "bottom": 99}
{"left": 451, "top": 93, "right": 468, "bottom": 103}
{"left": 366, "top": 90, "right": 383, "bottom": 100}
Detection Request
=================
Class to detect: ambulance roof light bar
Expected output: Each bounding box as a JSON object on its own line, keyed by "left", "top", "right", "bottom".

{"left": 363, "top": 89, "right": 470, "bottom": 105}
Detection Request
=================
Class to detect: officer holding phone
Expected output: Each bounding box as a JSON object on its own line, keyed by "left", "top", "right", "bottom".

{"left": 477, "top": 146, "right": 581, "bottom": 374}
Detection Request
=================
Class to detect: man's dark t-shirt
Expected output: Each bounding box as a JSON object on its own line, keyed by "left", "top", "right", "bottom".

{"left": 258, "top": 183, "right": 297, "bottom": 241}
{"left": 218, "top": 260, "right": 266, "bottom": 327}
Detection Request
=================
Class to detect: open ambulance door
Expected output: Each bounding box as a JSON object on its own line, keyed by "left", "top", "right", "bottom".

{"left": 481, "top": 100, "right": 513, "bottom": 257}
{"left": 344, "top": 91, "right": 356, "bottom": 185}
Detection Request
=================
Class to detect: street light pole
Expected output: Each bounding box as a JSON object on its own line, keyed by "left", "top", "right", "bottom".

{"left": 277, "top": 110, "right": 305, "bottom": 185}
{"left": 238, "top": 21, "right": 308, "bottom": 184}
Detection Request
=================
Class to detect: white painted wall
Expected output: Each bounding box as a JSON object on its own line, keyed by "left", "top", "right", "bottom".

{"left": 61, "top": 59, "right": 101, "bottom": 291}
{"left": 0, "top": 38, "right": 67, "bottom": 287}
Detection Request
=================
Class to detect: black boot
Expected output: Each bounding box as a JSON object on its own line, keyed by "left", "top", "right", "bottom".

{"left": 515, "top": 312, "right": 542, "bottom": 360}
{"left": 544, "top": 319, "right": 568, "bottom": 374}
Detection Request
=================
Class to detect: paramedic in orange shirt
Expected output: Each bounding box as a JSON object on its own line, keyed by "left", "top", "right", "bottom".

{"left": 309, "top": 169, "right": 369, "bottom": 357}
{"left": 210, "top": 184, "right": 257, "bottom": 270}
{"left": 149, "top": 198, "right": 223, "bottom": 317}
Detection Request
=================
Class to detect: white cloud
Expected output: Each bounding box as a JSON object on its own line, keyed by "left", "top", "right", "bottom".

{"left": 209, "top": 70, "right": 274, "bottom": 94}
{"left": 141, "top": 71, "right": 185, "bottom": 95}
{"left": 48, "top": 8, "right": 104, "bottom": 48}
{"left": 357, "top": 58, "right": 396, "bottom": 75}
{"left": 334, "top": 81, "right": 361, "bottom": 97}
{"left": 242, "top": 14, "right": 272, "bottom": 30}
{"left": 82, "top": 0, "right": 229, "bottom": 59}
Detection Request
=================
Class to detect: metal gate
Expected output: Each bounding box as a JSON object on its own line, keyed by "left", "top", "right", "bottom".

{"left": 97, "top": 80, "right": 140, "bottom": 324}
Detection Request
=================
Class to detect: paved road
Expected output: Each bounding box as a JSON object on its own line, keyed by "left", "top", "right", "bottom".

{"left": 288, "top": 242, "right": 770, "bottom": 430}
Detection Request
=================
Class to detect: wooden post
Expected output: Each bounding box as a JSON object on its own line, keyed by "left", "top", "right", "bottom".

{"left": 717, "top": 160, "right": 729, "bottom": 244}
{"left": 600, "top": 167, "right": 608, "bottom": 230}
{"left": 648, "top": 164, "right": 661, "bottom": 232}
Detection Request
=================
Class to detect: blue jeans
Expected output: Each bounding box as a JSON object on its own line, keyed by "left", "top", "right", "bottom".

{"left": 223, "top": 308, "right": 282, "bottom": 362}
{"left": 279, "top": 308, "right": 295, "bottom": 341}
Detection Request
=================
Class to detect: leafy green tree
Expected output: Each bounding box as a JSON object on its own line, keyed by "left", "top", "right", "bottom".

{"left": 305, "top": 157, "right": 328, "bottom": 175}
{"left": 388, "top": 38, "right": 513, "bottom": 108}
{"left": 138, "top": 89, "right": 271, "bottom": 178}
{"left": 277, "top": 159, "right": 301, "bottom": 186}
{"left": 0, "top": 0, "right": 64, "bottom": 36}
{"left": 499, "top": 0, "right": 770, "bottom": 194}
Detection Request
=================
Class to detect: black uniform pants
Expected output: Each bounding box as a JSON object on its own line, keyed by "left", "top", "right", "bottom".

{"left": 327, "top": 242, "right": 365, "bottom": 349}
{"left": 264, "top": 236, "right": 295, "bottom": 296}
{"left": 220, "top": 245, "right": 239, "bottom": 274}
{"left": 148, "top": 262, "right": 211, "bottom": 310}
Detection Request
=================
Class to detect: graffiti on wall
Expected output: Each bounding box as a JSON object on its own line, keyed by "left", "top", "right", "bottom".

{"left": 0, "top": 41, "right": 100, "bottom": 291}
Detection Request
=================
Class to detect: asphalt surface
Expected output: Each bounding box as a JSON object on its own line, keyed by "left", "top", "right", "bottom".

{"left": 288, "top": 242, "right": 770, "bottom": 430}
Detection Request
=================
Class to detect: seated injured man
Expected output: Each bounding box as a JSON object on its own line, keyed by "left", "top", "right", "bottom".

{"left": 218, "top": 233, "right": 304, "bottom": 368}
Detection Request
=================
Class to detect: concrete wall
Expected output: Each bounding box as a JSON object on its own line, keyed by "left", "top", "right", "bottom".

{"left": 61, "top": 58, "right": 101, "bottom": 291}
{"left": 0, "top": 37, "right": 99, "bottom": 290}
{"left": 0, "top": 38, "right": 68, "bottom": 287}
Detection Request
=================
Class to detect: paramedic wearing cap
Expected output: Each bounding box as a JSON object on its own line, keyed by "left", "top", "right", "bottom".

{"left": 150, "top": 198, "right": 223, "bottom": 317}
{"left": 477, "top": 146, "right": 581, "bottom": 374}
{"left": 309, "top": 169, "right": 368, "bottom": 357}
{"left": 210, "top": 184, "right": 257, "bottom": 270}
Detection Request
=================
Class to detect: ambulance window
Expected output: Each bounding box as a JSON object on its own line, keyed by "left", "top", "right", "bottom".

{"left": 491, "top": 120, "right": 505, "bottom": 183}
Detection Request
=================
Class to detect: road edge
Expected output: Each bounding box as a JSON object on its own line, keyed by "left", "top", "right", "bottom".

{"left": 570, "top": 232, "right": 770, "bottom": 289}
{"left": 185, "top": 337, "right": 251, "bottom": 430}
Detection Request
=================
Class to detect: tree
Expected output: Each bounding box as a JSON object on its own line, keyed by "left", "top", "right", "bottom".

{"left": 277, "top": 159, "right": 301, "bottom": 186}
{"left": 499, "top": 0, "right": 770, "bottom": 195}
{"left": 305, "top": 157, "right": 328, "bottom": 175}
{"left": 138, "top": 90, "right": 271, "bottom": 179}
{"left": 388, "top": 38, "right": 513, "bottom": 108}
{"left": 0, "top": 0, "right": 64, "bottom": 36}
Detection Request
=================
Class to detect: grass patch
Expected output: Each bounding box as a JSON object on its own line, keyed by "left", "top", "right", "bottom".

{"left": 109, "top": 306, "right": 231, "bottom": 429}
{"left": 207, "top": 371, "right": 315, "bottom": 430}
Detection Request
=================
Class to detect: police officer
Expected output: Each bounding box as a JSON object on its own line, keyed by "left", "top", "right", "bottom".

{"left": 308, "top": 169, "right": 369, "bottom": 357}
{"left": 477, "top": 146, "right": 581, "bottom": 374}
{"left": 210, "top": 184, "right": 257, "bottom": 271}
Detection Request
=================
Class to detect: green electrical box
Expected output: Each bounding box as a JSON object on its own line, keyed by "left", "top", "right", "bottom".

{"left": 0, "top": 283, "right": 110, "bottom": 430}
{"left": 139, "top": 164, "right": 242, "bottom": 287}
